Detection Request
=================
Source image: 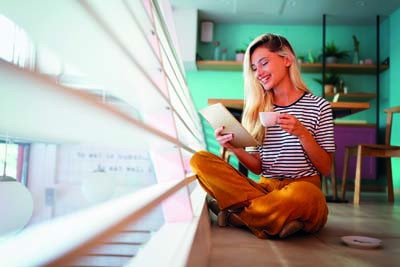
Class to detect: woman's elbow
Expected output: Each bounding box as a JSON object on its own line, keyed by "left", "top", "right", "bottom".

{"left": 319, "top": 155, "right": 333, "bottom": 176}
{"left": 252, "top": 169, "right": 262, "bottom": 175}
{"left": 248, "top": 165, "right": 262, "bottom": 175}
{"left": 320, "top": 166, "right": 331, "bottom": 176}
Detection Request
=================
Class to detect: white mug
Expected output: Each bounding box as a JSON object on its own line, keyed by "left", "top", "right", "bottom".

{"left": 259, "top": 112, "right": 280, "bottom": 127}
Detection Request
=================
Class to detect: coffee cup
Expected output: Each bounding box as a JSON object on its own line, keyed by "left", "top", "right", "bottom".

{"left": 259, "top": 112, "right": 280, "bottom": 127}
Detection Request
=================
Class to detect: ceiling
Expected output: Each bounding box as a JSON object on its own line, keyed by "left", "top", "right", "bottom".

{"left": 170, "top": 0, "right": 400, "bottom": 25}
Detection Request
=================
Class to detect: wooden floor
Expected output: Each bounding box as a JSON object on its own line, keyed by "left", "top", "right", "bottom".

{"left": 208, "top": 192, "right": 400, "bottom": 267}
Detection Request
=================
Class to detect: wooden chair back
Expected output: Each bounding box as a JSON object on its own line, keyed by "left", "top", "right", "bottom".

{"left": 384, "top": 106, "right": 400, "bottom": 145}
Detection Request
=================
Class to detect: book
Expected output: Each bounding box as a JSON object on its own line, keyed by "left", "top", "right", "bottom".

{"left": 199, "top": 103, "right": 259, "bottom": 148}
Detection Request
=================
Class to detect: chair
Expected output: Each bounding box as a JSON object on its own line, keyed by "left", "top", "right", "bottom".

{"left": 220, "top": 147, "right": 232, "bottom": 163}
{"left": 341, "top": 106, "right": 400, "bottom": 205}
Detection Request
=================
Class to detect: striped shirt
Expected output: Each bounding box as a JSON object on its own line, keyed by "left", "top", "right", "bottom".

{"left": 249, "top": 93, "right": 335, "bottom": 179}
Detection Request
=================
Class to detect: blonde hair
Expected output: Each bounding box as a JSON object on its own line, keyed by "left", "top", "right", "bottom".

{"left": 242, "top": 33, "right": 310, "bottom": 143}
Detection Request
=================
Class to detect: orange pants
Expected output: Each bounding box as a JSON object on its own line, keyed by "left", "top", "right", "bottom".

{"left": 190, "top": 150, "right": 328, "bottom": 239}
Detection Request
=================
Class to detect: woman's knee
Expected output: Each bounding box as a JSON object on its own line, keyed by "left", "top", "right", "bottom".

{"left": 190, "top": 150, "right": 214, "bottom": 170}
{"left": 281, "top": 181, "right": 325, "bottom": 204}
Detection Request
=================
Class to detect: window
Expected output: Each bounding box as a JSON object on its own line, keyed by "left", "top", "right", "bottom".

{"left": 0, "top": 143, "right": 19, "bottom": 179}
{"left": 0, "top": 15, "right": 33, "bottom": 186}
{"left": 0, "top": 0, "right": 204, "bottom": 237}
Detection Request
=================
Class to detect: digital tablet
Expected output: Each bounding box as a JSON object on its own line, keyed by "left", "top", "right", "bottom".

{"left": 200, "top": 103, "right": 259, "bottom": 148}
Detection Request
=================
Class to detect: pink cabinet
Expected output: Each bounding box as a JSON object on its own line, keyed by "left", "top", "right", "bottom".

{"left": 334, "top": 124, "right": 376, "bottom": 180}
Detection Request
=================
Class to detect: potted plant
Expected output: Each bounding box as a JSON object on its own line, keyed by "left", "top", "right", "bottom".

{"left": 235, "top": 49, "right": 246, "bottom": 62}
{"left": 352, "top": 35, "right": 360, "bottom": 64}
{"left": 324, "top": 41, "right": 349, "bottom": 63}
{"left": 313, "top": 72, "right": 340, "bottom": 94}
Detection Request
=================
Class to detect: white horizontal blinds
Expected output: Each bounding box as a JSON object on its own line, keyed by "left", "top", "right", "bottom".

{"left": 173, "top": 112, "right": 204, "bottom": 152}
{"left": 143, "top": 0, "right": 201, "bottom": 151}
{"left": 142, "top": 0, "right": 204, "bottom": 147}
{"left": 0, "top": 176, "right": 197, "bottom": 267}
{"left": 0, "top": 2, "right": 205, "bottom": 266}
{"left": 0, "top": 15, "right": 34, "bottom": 69}
{"left": 163, "top": 55, "right": 203, "bottom": 137}
{"left": 13, "top": 23, "right": 33, "bottom": 68}
{"left": 0, "top": 1, "right": 202, "bottom": 152}
{"left": 138, "top": 0, "right": 180, "bottom": 142}
{"left": 150, "top": 3, "right": 204, "bottom": 145}
{"left": 78, "top": 0, "right": 171, "bottom": 116}
{"left": 2, "top": 0, "right": 169, "bottom": 114}
{"left": 140, "top": 1, "right": 202, "bottom": 222}
{"left": 0, "top": 15, "right": 14, "bottom": 62}
{"left": 169, "top": 81, "right": 204, "bottom": 145}
{"left": 130, "top": 0, "right": 171, "bottom": 99}
{"left": 141, "top": 0, "right": 194, "bottom": 223}
{"left": 156, "top": 30, "right": 192, "bottom": 107}
{"left": 0, "top": 60, "right": 180, "bottom": 150}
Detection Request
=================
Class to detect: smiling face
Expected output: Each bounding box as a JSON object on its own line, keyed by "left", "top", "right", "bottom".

{"left": 250, "top": 46, "right": 291, "bottom": 91}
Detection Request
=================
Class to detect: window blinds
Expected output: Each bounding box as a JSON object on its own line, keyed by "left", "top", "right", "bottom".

{"left": 0, "top": 0, "right": 204, "bottom": 154}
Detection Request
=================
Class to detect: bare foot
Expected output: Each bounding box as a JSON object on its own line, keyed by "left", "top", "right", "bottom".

{"left": 279, "top": 220, "right": 304, "bottom": 238}
{"left": 206, "top": 195, "right": 220, "bottom": 215}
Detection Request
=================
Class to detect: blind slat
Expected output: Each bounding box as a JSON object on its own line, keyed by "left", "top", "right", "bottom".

{"left": 0, "top": 60, "right": 196, "bottom": 153}
{"left": 0, "top": 176, "right": 196, "bottom": 267}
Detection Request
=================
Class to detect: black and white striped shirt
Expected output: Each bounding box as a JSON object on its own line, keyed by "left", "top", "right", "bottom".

{"left": 250, "top": 93, "right": 335, "bottom": 179}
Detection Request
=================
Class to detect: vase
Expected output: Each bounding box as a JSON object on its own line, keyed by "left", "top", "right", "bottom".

{"left": 221, "top": 49, "right": 227, "bottom": 61}
{"left": 214, "top": 46, "right": 221, "bottom": 61}
{"left": 213, "top": 41, "right": 221, "bottom": 61}
{"left": 352, "top": 51, "right": 359, "bottom": 64}
{"left": 326, "top": 56, "right": 336, "bottom": 64}
{"left": 308, "top": 50, "right": 315, "bottom": 63}
{"left": 324, "top": 84, "right": 334, "bottom": 94}
{"left": 235, "top": 53, "right": 244, "bottom": 62}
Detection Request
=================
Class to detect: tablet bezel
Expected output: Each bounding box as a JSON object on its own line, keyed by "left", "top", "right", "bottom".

{"left": 200, "top": 103, "right": 259, "bottom": 148}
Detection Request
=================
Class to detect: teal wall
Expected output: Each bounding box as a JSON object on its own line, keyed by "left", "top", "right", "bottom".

{"left": 197, "top": 25, "right": 322, "bottom": 62}
{"left": 187, "top": 16, "right": 400, "bottom": 187}
{"left": 194, "top": 23, "right": 380, "bottom": 121}
{"left": 388, "top": 9, "right": 400, "bottom": 190}
{"left": 187, "top": 70, "right": 246, "bottom": 174}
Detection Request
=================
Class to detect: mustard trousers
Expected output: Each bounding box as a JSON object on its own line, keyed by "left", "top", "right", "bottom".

{"left": 190, "top": 150, "right": 328, "bottom": 239}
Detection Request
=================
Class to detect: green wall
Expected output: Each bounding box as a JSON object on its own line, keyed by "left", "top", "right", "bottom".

{"left": 197, "top": 25, "right": 322, "bottom": 63}
{"left": 187, "top": 17, "right": 400, "bottom": 188}
{"left": 187, "top": 70, "right": 245, "bottom": 173}
{"left": 194, "top": 23, "right": 381, "bottom": 122}
{"left": 388, "top": 9, "right": 400, "bottom": 190}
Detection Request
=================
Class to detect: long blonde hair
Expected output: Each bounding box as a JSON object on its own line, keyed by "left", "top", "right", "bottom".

{"left": 242, "top": 33, "right": 310, "bottom": 143}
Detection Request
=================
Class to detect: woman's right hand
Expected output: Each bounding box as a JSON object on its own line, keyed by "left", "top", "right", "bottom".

{"left": 215, "top": 126, "right": 235, "bottom": 149}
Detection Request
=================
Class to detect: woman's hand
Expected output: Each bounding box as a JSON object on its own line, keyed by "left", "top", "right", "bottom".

{"left": 215, "top": 126, "right": 262, "bottom": 174}
{"left": 215, "top": 126, "right": 235, "bottom": 149}
{"left": 277, "top": 113, "right": 309, "bottom": 138}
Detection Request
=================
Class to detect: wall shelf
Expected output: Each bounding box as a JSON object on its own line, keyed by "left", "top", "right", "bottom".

{"left": 197, "top": 60, "right": 389, "bottom": 74}
{"left": 208, "top": 98, "right": 370, "bottom": 119}
{"left": 312, "top": 63, "right": 389, "bottom": 74}
{"left": 325, "top": 92, "right": 377, "bottom": 102}
{"left": 197, "top": 60, "right": 242, "bottom": 71}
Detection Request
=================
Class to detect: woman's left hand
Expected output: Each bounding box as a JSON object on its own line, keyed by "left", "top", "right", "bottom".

{"left": 277, "top": 113, "right": 309, "bottom": 137}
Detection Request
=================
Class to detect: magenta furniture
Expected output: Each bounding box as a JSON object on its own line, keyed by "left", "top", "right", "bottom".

{"left": 334, "top": 123, "right": 376, "bottom": 180}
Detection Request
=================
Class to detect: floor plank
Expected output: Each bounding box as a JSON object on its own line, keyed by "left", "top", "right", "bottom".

{"left": 209, "top": 192, "right": 400, "bottom": 267}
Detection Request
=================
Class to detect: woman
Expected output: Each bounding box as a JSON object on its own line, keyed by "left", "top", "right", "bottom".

{"left": 190, "top": 33, "right": 335, "bottom": 239}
